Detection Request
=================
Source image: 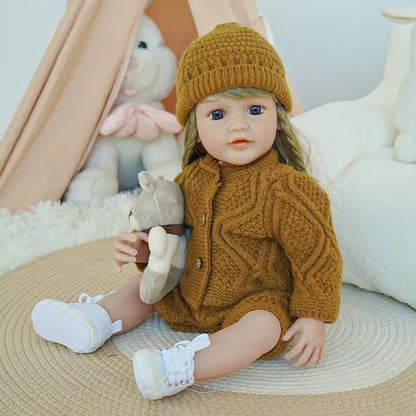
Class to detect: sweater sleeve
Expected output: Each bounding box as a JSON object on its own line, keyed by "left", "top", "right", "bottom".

{"left": 269, "top": 172, "right": 343, "bottom": 323}
{"left": 173, "top": 162, "right": 198, "bottom": 228}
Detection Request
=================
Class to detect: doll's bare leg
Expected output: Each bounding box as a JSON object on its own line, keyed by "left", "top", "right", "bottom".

{"left": 132, "top": 309, "right": 281, "bottom": 399}
{"left": 101, "top": 275, "right": 157, "bottom": 335}
{"left": 194, "top": 309, "right": 281, "bottom": 380}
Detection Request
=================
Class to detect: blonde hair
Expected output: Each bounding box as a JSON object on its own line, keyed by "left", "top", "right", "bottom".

{"left": 182, "top": 87, "right": 309, "bottom": 173}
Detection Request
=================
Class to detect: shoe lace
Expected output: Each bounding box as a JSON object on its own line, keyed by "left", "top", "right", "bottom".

{"left": 165, "top": 342, "right": 194, "bottom": 387}
{"left": 163, "top": 334, "right": 210, "bottom": 388}
{"left": 78, "top": 291, "right": 117, "bottom": 304}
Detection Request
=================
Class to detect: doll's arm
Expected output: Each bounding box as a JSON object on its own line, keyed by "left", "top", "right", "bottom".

{"left": 268, "top": 174, "right": 343, "bottom": 323}
{"left": 282, "top": 317, "right": 326, "bottom": 367}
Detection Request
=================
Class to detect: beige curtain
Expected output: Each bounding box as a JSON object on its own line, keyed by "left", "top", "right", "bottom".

{"left": 0, "top": 0, "right": 147, "bottom": 212}
{"left": 0, "top": 0, "right": 303, "bottom": 213}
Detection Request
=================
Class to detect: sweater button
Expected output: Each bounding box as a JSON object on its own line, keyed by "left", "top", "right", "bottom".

{"left": 196, "top": 258, "right": 203, "bottom": 269}
{"left": 202, "top": 214, "right": 207, "bottom": 225}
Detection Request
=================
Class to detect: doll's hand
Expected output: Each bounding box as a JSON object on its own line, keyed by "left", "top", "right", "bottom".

{"left": 282, "top": 317, "right": 326, "bottom": 368}
{"left": 112, "top": 231, "right": 150, "bottom": 272}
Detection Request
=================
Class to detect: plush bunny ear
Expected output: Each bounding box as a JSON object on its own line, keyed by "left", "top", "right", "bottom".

{"left": 138, "top": 171, "right": 156, "bottom": 193}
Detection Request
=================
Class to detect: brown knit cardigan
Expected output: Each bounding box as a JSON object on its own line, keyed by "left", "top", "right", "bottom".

{"left": 158, "top": 149, "right": 343, "bottom": 325}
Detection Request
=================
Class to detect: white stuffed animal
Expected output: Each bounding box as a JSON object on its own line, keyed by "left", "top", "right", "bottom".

{"left": 129, "top": 171, "right": 186, "bottom": 304}
{"left": 392, "top": 12, "right": 416, "bottom": 163}
{"left": 292, "top": 9, "right": 416, "bottom": 309}
{"left": 65, "top": 14, "right": 182, "bottom": 204}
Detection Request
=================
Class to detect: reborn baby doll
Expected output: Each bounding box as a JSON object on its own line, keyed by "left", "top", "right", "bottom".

{"left": 32, "top": 23, "right": 343, "bottom": 401}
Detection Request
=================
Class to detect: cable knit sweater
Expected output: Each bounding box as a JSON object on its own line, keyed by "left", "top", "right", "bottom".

{"left": 160, "top": 148, "right": 343, "bottom": 324}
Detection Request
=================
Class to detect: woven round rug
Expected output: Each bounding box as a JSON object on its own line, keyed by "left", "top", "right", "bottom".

{"left": 1, "top": 238, "right": 415, "bottom": 416}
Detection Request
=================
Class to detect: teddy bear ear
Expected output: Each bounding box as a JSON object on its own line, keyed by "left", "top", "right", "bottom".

{"left": 138, "top": 171, "right": 156, "bottom": 193}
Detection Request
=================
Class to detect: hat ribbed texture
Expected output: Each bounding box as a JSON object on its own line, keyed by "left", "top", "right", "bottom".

{"left": 176, "top": 22, "right": 292, "bottom": 127}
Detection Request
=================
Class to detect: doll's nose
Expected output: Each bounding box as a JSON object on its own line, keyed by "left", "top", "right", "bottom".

{"left": 229, "top": 117, "right": 248, "bottom": 132}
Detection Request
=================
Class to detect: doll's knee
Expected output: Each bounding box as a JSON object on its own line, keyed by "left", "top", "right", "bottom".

{"left": 239, "top": 309, "right": 281, "bottom": 348}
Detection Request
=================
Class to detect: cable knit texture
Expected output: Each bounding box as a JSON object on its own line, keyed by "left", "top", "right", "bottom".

{"left": 175, "top": 22, "right": 292, "bottom": 127}
{"left": 158, "top": 149, "right": 343, "bottom": 357}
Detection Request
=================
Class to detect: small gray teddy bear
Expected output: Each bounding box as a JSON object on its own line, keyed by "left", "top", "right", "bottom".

{"left": 129, "top": 171, "right": 186, "bottom": 304}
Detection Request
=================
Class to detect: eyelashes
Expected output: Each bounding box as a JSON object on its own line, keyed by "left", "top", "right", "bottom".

{"left": 209, "top": 109, "right": 225, "bottom": 120}
{"left": 208, "top": 105, "right": 266, "bottom": 120}
{"left": 248, "top": 105, "right": 264, "bottom": 115}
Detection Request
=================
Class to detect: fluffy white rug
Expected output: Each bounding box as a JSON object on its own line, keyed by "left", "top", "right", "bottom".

{"left": 0, "top": 192, "right": 138, "bottom": 277}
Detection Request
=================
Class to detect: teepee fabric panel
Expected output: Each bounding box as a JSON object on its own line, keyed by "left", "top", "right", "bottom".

{"left": 0, "top": 0, "right": 147, "bottom": 212}
{"left": 0, "top": 0, "right": 303, "bottom": 212}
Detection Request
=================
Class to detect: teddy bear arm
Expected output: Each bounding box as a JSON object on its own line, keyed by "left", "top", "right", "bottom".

{"left": 147, "top": 226, "right": 168, "bottom": 259}
{"left": 140, "top": 230, "right": 181, "bottom": 304}
{"left": 148, "top": 229, "right": 180, "bottom": 268}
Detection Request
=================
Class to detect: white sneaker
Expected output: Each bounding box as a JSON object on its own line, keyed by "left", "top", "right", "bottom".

{"left": 133, "top": 333, "right": 210, "bottom": 400}
{"left": 31, "top": 292, "right": 122, "bottom": 353}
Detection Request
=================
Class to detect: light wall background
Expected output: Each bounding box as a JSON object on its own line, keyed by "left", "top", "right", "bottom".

{"left": 0, "top": 0, "right": 411, "bottom": 139}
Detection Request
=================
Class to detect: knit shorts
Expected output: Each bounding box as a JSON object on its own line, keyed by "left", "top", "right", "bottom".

{"left": 157, "top": 288, "right": 294, "bottom": 358}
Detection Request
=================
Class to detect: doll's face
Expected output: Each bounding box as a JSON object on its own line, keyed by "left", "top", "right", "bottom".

{"left": 195, "top": 94, "right": 278, "bottom": 165}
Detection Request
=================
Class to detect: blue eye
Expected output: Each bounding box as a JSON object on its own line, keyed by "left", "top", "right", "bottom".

{"left": 209, "top": 109, "right": 225, "bottom": 120}
{"left": 248, "top": 105, "right": 263, "bottom": 115}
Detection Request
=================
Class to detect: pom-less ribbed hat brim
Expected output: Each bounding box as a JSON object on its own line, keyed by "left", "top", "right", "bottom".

{"left": 1, "top": 238, "right": 416, "bottom": 415}
{"left": 178, "top": 66, "right": 291, "bottom": 126}
{"left": 176, "top": 23, "right": 293, "bottom": 127}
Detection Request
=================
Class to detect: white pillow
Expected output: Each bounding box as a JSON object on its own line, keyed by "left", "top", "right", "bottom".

{"left": 292, "top": 104, "right": 416, "bottom": 309}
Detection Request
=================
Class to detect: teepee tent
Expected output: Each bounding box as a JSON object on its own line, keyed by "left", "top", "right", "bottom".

{"left": 0, "top": 0, "right": 303, "bottom": 213}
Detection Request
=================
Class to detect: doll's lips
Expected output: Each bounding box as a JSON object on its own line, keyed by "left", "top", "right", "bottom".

{"left": 230, "top": 138, "right": 251, "bottom": 149}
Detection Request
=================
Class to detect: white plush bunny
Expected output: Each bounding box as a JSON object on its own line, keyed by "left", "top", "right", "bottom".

{"left": 65, "top": 14, "right": 182, "bottom": 205}
{"left": 129, "top": 171, "right": 186, "bottom": 304}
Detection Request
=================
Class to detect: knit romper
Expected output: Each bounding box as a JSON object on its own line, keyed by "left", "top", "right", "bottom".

{"left": 157, "top": 149, "right": 343, "bottom": 358}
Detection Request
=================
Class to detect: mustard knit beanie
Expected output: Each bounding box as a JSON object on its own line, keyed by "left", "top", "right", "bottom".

{"left": 175, "top": 22, "right": 292, "bottom": 127}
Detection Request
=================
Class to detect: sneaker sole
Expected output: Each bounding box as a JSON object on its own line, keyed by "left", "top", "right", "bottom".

{"left": 32, "top": 300, "right": 100, "bottom": 353}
